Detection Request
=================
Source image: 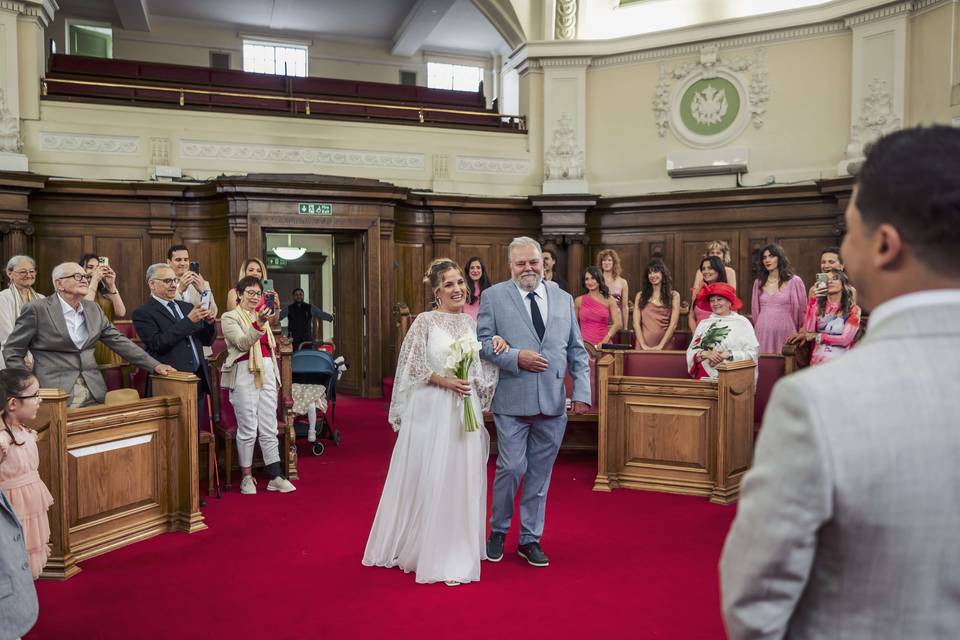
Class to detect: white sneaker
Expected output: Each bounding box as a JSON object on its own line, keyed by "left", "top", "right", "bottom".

{"left": 307, "top": 427, "right": 316, "bottom": 442}
{"left": 267, "top": 476, "right": 296, "bottom": 493}
{"left": 240, "top": 476, "right": 257, "bottom": 495}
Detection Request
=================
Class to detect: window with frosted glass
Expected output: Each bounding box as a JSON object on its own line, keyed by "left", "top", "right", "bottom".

{"left": 427, "top": 62, "right": 483, "bottom": 92}
{"left": 242, "top": 41, "right": 308, "bottom": 77}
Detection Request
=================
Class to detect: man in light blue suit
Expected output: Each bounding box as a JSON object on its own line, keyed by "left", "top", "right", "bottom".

{"left": 477, "top": 236, "right": 590, "bottom": 567}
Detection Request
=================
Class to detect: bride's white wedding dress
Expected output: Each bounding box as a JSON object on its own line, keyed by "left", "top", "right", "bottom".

{"left": 363, "top": 310, "right": 497, "bottom": 584}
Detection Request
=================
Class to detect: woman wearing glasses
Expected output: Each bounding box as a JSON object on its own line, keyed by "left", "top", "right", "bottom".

{"left": 0, "top": 256, "right": 44, "bottom": 369}
{"left": 0, "top": 368, "right": 53, "bottom": 579}
{"left": 79, "top": 254, "right": 127, "bottom": 366}
{"left": 220, "top": 276, "right": 295, "bottom": 495}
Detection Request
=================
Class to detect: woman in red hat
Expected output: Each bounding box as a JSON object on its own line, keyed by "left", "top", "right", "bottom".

{"left": 686, "top": 282, "right": 759, "bottom": 380}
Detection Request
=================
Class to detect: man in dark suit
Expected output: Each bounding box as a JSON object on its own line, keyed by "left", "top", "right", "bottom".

{"left": 132, "top": 263, "right": 216, "bottom": 407}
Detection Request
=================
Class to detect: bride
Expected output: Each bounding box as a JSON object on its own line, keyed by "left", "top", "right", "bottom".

{"left": 363, "top": 258, "right": 502, "bottom": 585}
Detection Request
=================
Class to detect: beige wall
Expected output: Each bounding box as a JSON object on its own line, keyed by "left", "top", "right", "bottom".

{"left": 48, "top": 14, "right": 495, "bottom": 95}
{"left": 908, "top": 3, "right": 959, "bottom": 126}
{"left": 586, "top": 34, "right": 852, "bottom": 195}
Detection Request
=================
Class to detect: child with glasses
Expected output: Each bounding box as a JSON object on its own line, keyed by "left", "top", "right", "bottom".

{"left": 0, "top": 369, "right": 52, "bottom": 579}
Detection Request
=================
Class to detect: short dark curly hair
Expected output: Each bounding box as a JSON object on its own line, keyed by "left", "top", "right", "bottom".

{"left": 855, "top": 126, "right": 960, "bottom": 275}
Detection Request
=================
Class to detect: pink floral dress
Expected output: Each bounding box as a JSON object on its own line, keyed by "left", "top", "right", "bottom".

{"left": 0, "top": 425, "right": 54, "bottom": 579}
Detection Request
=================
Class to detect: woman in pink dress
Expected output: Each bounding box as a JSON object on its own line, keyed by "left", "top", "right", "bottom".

{"left": 0, "top": 369, "right": 53, "bottom": 579}
{"left": 575, "top": 267, "right": 622, "bottom": 350}
{"left": 596, "top": 249, "right": 629, "bottom": 330}
{"left": 632, "top": 258, "right": 680, "bottom": 350}
{"left": 461, "top": 256, "right": 490, "bottom": 321}
{"left": 793, "top": 269, "right": 861, "bottom": 366}
{"left": 688, "top": 256, "right": 729, "bottom": 333}
{"left": 751, "top": 244, "right": 807, "bottom": 354}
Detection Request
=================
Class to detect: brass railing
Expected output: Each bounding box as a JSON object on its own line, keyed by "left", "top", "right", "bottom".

{"left": 41, "top": 77, "right": 526, "bottom": 130}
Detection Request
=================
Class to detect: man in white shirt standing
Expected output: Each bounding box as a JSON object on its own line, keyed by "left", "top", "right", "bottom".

{"left": 167, "top": 244, "right": 218, "bottom": 317}
{"left": 3, "top": 262, "right": 175, "bottom": 407}
{"left": 721, "top": 126, "right": 960, "bottom": 638}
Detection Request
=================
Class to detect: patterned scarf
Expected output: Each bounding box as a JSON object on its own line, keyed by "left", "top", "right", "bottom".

{"left": 236, "top": 307, "right": 276, "bottom": 389}
{"left": 10, "top": 285, "right": 37, "bottom": 317}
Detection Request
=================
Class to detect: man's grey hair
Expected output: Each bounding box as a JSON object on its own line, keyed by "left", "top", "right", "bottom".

{"left": 146, "top": 263, "right": 173, "bottom": 284}
{"left": 51, "top": 262, "right": 82, "bottom": 287}
{"left": 507, "top": 236, "right": 542, "bottom": 262}
{"left": 5, "top": 255, "right": 35, "bottom": 273}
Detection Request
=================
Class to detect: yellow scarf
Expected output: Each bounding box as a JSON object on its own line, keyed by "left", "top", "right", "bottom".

{"left": 237, "top": 308, "right": 276, "bottom": 389}
{"left": 11, "top": 285, "right": 37, "bottom": 317}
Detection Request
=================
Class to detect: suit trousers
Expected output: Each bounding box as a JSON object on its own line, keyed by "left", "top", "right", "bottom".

{"left": 490, "top": 412, "right": 567, "bottom": 545}
{"left": 229, "top": 358, "right": 280, "bottom": 468}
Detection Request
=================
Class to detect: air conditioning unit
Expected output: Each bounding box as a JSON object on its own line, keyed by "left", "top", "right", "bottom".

{"left": 666, "top": 148, "right": 749, "bottom": 178}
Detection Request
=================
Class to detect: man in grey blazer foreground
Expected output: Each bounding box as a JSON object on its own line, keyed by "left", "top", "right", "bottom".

{"left": 477, "top": 236, "right": 591, "bottom": 567}
{"left": 721, "top": 126, "right": 960, "bottom": 638}
{"left": 0, "top": 490, "right": 37, "bottom": 640}
{"left": 4, "top": 262, "right": 175, "bottom": 407}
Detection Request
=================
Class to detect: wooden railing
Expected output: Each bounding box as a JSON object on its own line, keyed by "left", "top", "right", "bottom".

{"left": 42, "top": 77, "right": 526, "bottom": 131}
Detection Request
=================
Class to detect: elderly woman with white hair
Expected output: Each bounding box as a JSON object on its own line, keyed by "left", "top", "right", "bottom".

{"left": 0, "top": 256, "right": 44, "bottom": 369}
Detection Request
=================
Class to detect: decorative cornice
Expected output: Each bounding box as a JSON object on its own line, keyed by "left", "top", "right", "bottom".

{"left": 455, "top": 155, "right": 532, "bottom": 176}
{"left": 0, "top": 0, "right": 58, "bottom": 27}
{"left": 536, "top": 56, "right": 594, "bottom": 68}
{"left": 178, "top": 140, "right": 425, "bottom": 171}
{"left": 40, "top": 132, "right": 141, "bottom": 155}
{"left": 844, "top": 0, "right": 912, "bottom": 27}
{"left": 593, "top": 21, "right": 847, "bottom": 67}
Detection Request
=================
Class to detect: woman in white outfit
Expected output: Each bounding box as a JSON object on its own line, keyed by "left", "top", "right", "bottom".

{"left": 363, "top": 259, "right": 503, "bottom": 586}
{"left": 0, "top": 256, "right": 44, "bottom": 369}
{"left": 220, "top": 276, "right": 295, "bottom": 495}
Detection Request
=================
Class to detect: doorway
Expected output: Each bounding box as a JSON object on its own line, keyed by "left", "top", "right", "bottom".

{"left": 264, "top": 231, "right": 366, "bottom": 395}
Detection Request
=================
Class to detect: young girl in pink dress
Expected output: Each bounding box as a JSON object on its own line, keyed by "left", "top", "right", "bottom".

{"left": 0, "top": 369, "right": 53, "bottom": 579}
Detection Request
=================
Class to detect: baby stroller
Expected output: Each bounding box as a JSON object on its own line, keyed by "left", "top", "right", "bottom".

{"left": 291, "top": 347, "right": 341, "bottom": 456}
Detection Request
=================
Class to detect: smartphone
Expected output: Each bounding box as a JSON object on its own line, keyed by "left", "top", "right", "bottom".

{"left": 199, "top": 288, "right": 211, "bottom": 310}
{"left": 98, "top": 256, "right": 109, "bottom": 266}
{"left": 189, "top": 260, "right": 200, "bottom": 274}
{"left": 264, "top": 294, "right": 276, "bottom": 311}
{"left": 815, "top": 273, "right": 829, "bottom": 284}
{"left": 261, "top": 278, "right": 274, "bottom": 291}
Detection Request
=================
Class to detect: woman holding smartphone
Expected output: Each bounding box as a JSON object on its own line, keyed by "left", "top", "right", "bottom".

{"left": 791, "top": 269, "right": 861, "bottom": 366}
{"left": 220, "top": 276, "right": 295, "bottom": 495}
{"left": 226, "top": 258, "right": 269, "bottom": 312}
{"left": 79, "top": 254, "right": 127, "bottom": 365}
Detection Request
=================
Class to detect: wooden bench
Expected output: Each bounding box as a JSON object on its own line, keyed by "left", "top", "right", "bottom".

{"left": 593, "top": 351, "right": 757, "bottom": 504}
{"left": 30, "top": 373, "right": 205, "bottom": 580}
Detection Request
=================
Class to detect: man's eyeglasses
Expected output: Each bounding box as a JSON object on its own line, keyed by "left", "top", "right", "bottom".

{"left": 151, "top": 278, "right": 181, "bottom": 286}
{"left": 11, "top": 269, "right": 36, "bottom": 277}
{"left": 243, "top": 290, "right": 263, "bottom": 298}
{"left": 56, "top": 273, "right": 92, "bottom": 283}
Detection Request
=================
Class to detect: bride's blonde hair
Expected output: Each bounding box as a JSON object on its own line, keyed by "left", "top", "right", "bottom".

{"left": 424, "top": 259, "right": 463, "bottom": 308}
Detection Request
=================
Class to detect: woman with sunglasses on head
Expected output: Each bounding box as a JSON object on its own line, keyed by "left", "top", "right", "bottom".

{"left": 0, "top": 256, "right": 44, "bottom": 370}
{"left": 0, "top": 369, "right": 53, "bottom": 579}
{"left": 79, "top": 254, "right": 127, "bottom": 366}
{"left": 225, "top": 258, "right": 269, "bottom": 312}
{"left": 221, "top": 276, "right": 295, "bottom": 495}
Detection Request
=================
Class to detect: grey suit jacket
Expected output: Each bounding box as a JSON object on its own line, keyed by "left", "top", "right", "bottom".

{"left": 721, "top": 300, "right": 960, "bottom": 639}
{"left": 3, "top": 295, "right": 160, "bottom": 404}
{"left": 0, "top": 490, "right": 38, "bottom": 640}
{"left": 477, "top": 280, "right": 590, "bottom": 416}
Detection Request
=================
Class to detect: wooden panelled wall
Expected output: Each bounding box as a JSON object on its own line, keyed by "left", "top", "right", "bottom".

{"left": 0, "top": 172, "right": 852, "bottom": 394}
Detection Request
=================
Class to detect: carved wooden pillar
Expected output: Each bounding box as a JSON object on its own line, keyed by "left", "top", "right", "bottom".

{"left": 431, "top": 209, "right": 454, "bottom": 260}
{"left": 0, "top": 170, "right": 46, "bottom": 259}
{"left": 0, "top": 221, "right": 33, "bottom": 256}
{"left": 530, "top": 194, "right": 596, "bottom": 291}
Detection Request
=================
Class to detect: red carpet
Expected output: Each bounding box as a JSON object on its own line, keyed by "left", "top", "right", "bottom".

{"left": 28, "top": 396, "right": 734, "bottom": 639}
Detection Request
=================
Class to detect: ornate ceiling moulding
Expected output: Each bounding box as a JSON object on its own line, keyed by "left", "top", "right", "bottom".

{"left": 179, "top": 140, "right": 425, "bottom": 171}
{"left": 555, "top": 0, "right": 579, "bottom": 41}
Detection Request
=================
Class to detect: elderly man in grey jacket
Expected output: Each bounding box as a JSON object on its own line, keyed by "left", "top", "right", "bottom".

{"left": 0, "top": 490, "right": 37, "bottom": 640}
{"left": 4, "top": 262, "right": 175, "bottom": 407}
{"left": 720, "top": 127, "right": 960, "bottom": 639}
{"left": 477, "top": 236, "right": 590, "bottom": 568}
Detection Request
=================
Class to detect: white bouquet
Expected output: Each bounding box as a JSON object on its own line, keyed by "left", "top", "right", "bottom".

{"left": 445, "top": 335, "right": 482, "bottom": 432}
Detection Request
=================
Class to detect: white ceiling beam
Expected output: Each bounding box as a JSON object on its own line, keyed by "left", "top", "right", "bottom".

{"left": 392, "top": 0, "right": 458, "bottom": 57}
{"left": 112, "top": 0, "right": 151, "bottom": 31}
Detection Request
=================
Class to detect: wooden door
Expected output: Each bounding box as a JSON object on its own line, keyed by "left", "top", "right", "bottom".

{"left": 334, "top": 234, "right": 365, "bottom": 395}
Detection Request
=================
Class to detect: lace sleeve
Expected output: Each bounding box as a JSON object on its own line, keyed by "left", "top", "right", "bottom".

{"left": 388, "top": 313, "right": 434, "bottom": 431}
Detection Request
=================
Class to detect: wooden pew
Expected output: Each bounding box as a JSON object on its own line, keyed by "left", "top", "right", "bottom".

{"left": 30, "top": 372, "right": 205, "bottom": 580}
{"left": 593, "top": 351, "right": 756, "bottom": 504}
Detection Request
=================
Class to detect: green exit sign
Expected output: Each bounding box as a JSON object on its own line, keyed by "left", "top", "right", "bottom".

{"left": 298, "top": 202, "right": 332, "bottom": 215}
{"left": 266, "top": 256, "right": 288, "bottom": 268}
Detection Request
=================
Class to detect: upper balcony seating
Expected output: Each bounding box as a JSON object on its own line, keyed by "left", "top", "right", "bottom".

{"left": 44, "top": 54, "right": 521, "bottom": 132}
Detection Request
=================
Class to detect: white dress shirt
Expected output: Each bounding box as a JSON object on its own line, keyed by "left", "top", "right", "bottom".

{"left": 58, "top": 294, "right": 89, "bottom": 350}
{"left": 514, "top": 279, "right": 549, "bottom": 324}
